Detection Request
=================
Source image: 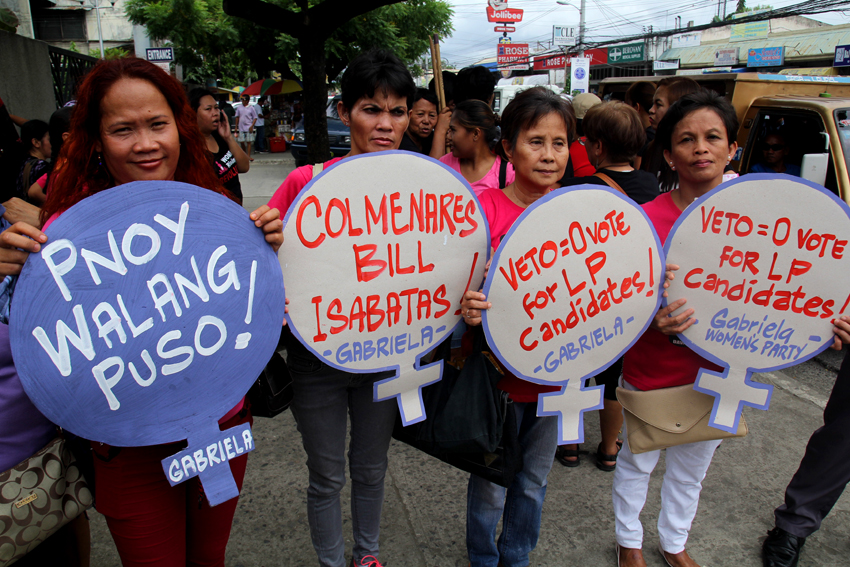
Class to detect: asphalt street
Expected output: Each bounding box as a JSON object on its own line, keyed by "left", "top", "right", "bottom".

{"left": 85, "top": 151, "right": 850, "bottom": 566}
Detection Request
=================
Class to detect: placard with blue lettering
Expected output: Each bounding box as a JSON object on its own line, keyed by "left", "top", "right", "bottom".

{"left": 280, "top": 152, "right": 489, "bottom": 425}
{"left": 482, "top": 186, "right": 663, "bottom": 444}
{"left": 10, "top": 181, "right": 286, "bottom": 506}
{"left": 665, "top": 174, "right": 850, "bottom": 433}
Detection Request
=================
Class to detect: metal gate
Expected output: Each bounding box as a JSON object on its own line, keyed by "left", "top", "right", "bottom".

{"left": 47, "top": 45, "right": 97, "bottom": 107}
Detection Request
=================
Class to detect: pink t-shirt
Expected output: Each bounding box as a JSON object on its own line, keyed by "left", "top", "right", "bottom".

{"left": 622, "top": 191, "right": 723, "bottom": 391}
{"left": 268, "top": 157, "right": 345, "bottom": 218}
{"left": 439, "top": 154, "right": 515, "bottom": 196}
{"left": 478, "top": 187, "right": 559, "bottom": 402}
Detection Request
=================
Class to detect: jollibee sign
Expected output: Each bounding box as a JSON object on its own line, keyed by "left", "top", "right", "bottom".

{"left": 11, "top": 182, "right": 286, "bottom": 506}
{"left": 665, "top": 174, "right": 850, "bottom": 432}
{"left": 482, "top": 186, "right": 663, "bottom": 443}
{"left": 281, "top": 152, "right": 489, "bottom": 425}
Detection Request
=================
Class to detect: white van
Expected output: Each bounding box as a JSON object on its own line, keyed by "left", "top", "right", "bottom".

{"left": 492, "top": 77, "right": 564, "bottom": 114}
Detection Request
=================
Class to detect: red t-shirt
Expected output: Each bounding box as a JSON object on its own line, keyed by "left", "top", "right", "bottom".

{"left": 570, "top": 139, "right": 595, "bottom": 178}
{"left": 268, "top": 157, "right": 345, "bottom": 218}
{"left": 478, "top": 188, "right": 560, "bottom": 402}
{"left": 622, "top": 192, "right": 722, "bottom": 391}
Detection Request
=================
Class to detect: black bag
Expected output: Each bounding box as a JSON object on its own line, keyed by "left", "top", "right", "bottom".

{"left": 247, "top": 351, "right": 294, "bottom": 418}
{"left": 392, "top": 327, "right": 523, "bottom": 488}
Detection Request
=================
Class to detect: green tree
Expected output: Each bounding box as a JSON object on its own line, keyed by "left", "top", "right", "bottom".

{"left": 126, "top": 0, "right": 257, "bottom": 87}
{"left": 223, "top": 0, "right": 453, "bottom": 164}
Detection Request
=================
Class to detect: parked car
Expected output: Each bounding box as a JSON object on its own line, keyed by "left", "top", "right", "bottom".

{"left": 290, "top": 96, "right": 351, "bottom": 166}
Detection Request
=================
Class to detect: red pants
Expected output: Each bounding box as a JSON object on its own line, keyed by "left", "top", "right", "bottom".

{"left": 92, "top": 410, "right": 251, "bottom": 567}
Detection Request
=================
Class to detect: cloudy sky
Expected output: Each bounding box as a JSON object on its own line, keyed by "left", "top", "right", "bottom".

{"left": 439, "top": 0, "right": 850, "bottom": 68}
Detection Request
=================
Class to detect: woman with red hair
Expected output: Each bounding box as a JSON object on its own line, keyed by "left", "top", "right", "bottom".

{"left": 1, "top": 57, "right": 282, "bottom": 567}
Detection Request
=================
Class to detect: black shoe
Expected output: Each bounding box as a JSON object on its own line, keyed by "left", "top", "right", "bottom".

{"left": 763, "top": 527, "right": 805, "bottom": 567}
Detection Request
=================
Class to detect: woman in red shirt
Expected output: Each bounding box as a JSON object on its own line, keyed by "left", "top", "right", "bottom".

{"left": 613, "top": 89, "right": 737, "bottom": 567}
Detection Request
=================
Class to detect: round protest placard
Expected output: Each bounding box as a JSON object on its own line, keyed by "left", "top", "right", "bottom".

{"left": 482, "top": 185, "right": 663, "bottom": 443}
{"left": 665, "top": 174, "right": 850, "bottom": 432}
{"left": 281, "top": 152, "right": 489, "bottom": 425}
{"left": 11, "top": 181, "right": 286, "bottom": 505}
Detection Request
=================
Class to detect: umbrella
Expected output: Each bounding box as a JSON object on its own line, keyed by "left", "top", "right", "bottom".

{"left": 241, "top": 79, "right": 303, "bottom": 96}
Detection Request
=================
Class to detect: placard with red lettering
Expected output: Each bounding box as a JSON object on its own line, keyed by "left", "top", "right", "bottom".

{"left": 280, "top": 152, "right": 489, "bottom": 425}
{"left": 482, "top": 186, "right": 663, "bottom": 444}
{"left": 665, "top": 174, "right": 850, "bottom": 432}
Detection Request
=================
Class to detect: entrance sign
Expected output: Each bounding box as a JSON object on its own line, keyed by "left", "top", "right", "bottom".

{"left": 665, "top": 175, "right": 850, "bottom": 432}
{"left": 280, "top": 152, "right": 488, "bottom": 425}
{"left": 10, "top": 182, "right": 286, "bottom": 506}
{"left": 482, "top": 186, "right": 663, "bottom": 444}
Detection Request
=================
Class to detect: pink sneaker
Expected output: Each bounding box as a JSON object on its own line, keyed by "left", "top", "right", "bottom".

{"left": 355, "top": 556, "right": 384, "bottom": 567}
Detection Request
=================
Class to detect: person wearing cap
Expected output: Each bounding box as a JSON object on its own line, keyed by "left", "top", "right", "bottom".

{"left": 557, "top": 92, "right": 599, "bottom": 185}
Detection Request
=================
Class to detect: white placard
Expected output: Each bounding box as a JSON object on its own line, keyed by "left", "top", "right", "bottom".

{"left": 483, "top": 186, "right": 663, "bottom": 443}
{"left": 570, "top": 57, "right": 590, "bottom": 94}
{"left": 281, "top": 152, "right": 489, "bottom": 425}
{"left": 665, "top": 175, "right": 850, "bottom": 432}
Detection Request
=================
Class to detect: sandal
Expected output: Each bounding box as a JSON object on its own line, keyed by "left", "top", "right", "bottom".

{"left": 595, "top": 441, "right": 623, "bottom": 472}
{"left": 555, "top": 445, "right": 581, "bottom": 467}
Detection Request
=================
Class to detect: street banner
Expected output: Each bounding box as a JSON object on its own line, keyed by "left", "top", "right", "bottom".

{"left": 10, "top": 182, "right": 285, "bottom": 506}
{"left": 482, "top": 186, "right": 663, "bottom": 444}
{"left": 748, "top": 47, "right": 785, "bottom": 67}
{"left": 570, "top": 57, "right": 590, "bottom": 94}
{"left": 665, "top": 174, "right": 850, "bottom": 432}
{"left": 280, "top": 152, "right": 489, "bottom": 426}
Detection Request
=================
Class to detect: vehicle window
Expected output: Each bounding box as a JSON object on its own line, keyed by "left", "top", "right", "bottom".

{"left": 326, "top": 98, "right": 341, "bottom": 120}
{"left": 834, "top": 109, "right": 850, "bottom": 184}
{"left": 743, "top": 109, "right": 839, "bottom": 196}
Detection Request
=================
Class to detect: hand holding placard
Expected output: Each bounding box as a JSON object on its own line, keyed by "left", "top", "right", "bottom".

{"left": 482, "top": 186, "right": 663, "bottom": 444}
{"left": 10, "top": 182, "right": 286, "bottom": 506}
{"left": 665, "top": 174, "right": 850, "bottom": 432}
{"left": 280, "top": 152, "right": 489, "bottom": 425}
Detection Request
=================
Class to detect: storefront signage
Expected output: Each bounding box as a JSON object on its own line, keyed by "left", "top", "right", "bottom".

{"left": 715, "top": 48, "right": 739, "bottom": 66}
{"left": 608, "top": 42, "right": 644, "bottom": 64}
{"left": 748, "top": 47, "right": 785, "bottom": 68}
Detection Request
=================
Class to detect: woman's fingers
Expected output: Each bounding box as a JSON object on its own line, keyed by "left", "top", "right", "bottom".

{"left": 460, "top": 290, "right": 490, "bottom": 326}
{"left": 831, "top": 316, "right": 850, "bottom": 348}
{"left": 250, "top": 205, "right": 284, "bottom": 252}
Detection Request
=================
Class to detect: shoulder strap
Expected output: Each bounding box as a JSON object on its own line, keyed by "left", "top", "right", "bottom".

{"left": 312, "top": 162, "right": 325, "bottom": 177}
{"left": 498, "top": 158, "right": 508, "bottom": 189}
{"left": 593, "top": 172, "right": 626, "bottom": 196}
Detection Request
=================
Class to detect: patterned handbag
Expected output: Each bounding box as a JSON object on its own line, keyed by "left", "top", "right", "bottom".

{"left": 0, "top": 436, "right": 93, "bottom": 566}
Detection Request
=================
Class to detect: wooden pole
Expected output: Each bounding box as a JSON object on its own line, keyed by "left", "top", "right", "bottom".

{"left": 430, "top": 34, "right": 445, "bottom": 111}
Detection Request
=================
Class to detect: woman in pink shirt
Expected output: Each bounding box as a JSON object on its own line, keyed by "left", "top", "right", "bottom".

{"left": 460, "top": 87, "right": 575, "bottom": 567}
{"left": 439, "top": 100, "right": 514, "bottom": 195}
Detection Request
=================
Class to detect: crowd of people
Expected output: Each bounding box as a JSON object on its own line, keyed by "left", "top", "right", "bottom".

{"left": 0, "top": 52, "right": 847, "bottom": 567}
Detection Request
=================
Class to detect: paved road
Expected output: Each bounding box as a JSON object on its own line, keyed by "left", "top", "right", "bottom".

{"left": 87, "top": 153, "right": 850, "bottom": 566}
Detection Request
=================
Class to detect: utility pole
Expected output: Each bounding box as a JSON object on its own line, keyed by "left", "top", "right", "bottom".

{"left": 578, "top": 0, "right": 586, "bottom": 57}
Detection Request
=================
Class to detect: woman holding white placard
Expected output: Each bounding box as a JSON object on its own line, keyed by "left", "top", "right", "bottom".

{"left": 267, "top": 49, "right": 416, "bottom": 567}
{"left": 612, "top": 89, "right": 738, "bottom": 567}
{"left": 460, "top": 86, "right": 575, "bottom": 567}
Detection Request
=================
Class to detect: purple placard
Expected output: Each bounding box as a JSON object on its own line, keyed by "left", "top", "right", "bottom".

{"left": 11, "top": 181, "right": 285, "bottom": 505}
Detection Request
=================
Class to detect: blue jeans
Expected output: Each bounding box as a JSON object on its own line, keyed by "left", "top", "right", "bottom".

{"left": 466, "top": 402, "right": 558, "bottom": 567}
{"left": 255, "top": 125, "right": 266, "bottom": 151}
{"left": 289, "top": 352, "right": 398, "bottom": 567}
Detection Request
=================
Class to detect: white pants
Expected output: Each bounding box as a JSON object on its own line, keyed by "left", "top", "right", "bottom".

{"left": 612, "top": 382, "right": 722, "bottom": 554}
